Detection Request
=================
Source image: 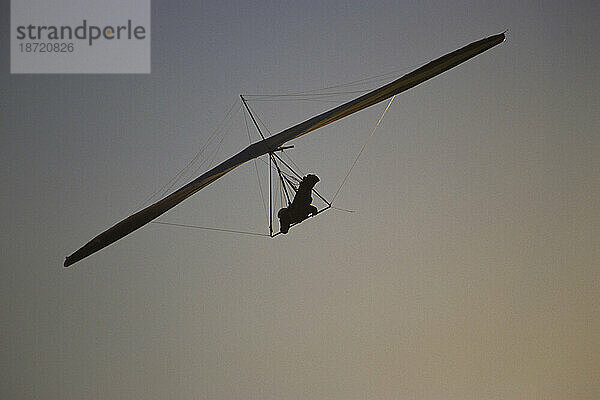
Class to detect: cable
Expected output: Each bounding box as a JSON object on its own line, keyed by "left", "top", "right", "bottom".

{"left": 244, "top": 107, "right": 268, "bottom": 221}
{"left": 243, "top": 64, "right": 421, "bottom": 99}
{"left": 151, "top": 221, "right": 270, "bottom": 237}
{"left": 331, "top": 95, "right": 397, "bottom": 203}
{"left": 137, "top": 100, "right": 240, "bottom": 209}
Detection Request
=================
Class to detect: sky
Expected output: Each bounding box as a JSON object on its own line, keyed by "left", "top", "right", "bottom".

{"left": 1, "top": 0, "right": 599, "bottom": 399}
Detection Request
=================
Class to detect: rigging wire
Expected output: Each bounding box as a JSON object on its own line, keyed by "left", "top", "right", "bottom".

{"left": 246, "top": 98, "right": 348, "bottom": 104}
{"left": 188, "top": 103, "right": 242, "bottom": 178}
{"left": 151, "top": 221, "right": 269, "bottom": 237}
{"left": 244, "top": 90, "right": 370, "bottom": 99}
{"left": 280, "top": 151, "right": 304, "bottom": 176}
{"left": 244, "top": 105, "right": 268, "bottom": 221}
{"left": 147, "top": 102, "right": 268, "bottom": 238}
{"left": 150, "top": 103, "right": 271, "bottom": 239}
{"left": 331, "top": 94, "right": 397, "bottom": 203}
{"left": 137, "top": 100, "right": 240, "bottom": 208}
{"left": 243, "top": 64, "right": 421, "bottom": 99}
{"left": 245, "top": 103, "right": 272, "bottom": 136}
{"left": 331, "top": 205, "right": 355, "bottom": 213}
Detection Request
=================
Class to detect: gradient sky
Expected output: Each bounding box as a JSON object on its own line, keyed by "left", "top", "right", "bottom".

{"left": 2, "top": 1, "right": 599, "bottom": 399}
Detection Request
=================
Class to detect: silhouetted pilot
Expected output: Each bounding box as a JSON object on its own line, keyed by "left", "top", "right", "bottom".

{"left": 277, "top": 174, "right": 320, "bottom": 233}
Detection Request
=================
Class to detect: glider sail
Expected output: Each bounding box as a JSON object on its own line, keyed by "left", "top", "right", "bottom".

{"left": 64, "top": 32, "right": 505, "bottom": 267}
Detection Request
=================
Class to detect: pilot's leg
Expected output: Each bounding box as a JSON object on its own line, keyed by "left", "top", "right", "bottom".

{"left": 278, "top": 208, "right": 290, "bottom": 234}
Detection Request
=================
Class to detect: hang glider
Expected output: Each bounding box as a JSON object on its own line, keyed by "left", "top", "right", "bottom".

{"left": 64, "top": 32, "right": 505, "bottom": 267}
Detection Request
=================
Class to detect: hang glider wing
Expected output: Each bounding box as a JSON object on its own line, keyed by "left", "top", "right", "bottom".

{"left": 64, "top": 32, "right": 505, "bottom": 267}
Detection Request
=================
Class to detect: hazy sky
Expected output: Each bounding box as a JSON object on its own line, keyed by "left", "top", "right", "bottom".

{"left": 2, "top": 1, "right": 598, "bottom": 399}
